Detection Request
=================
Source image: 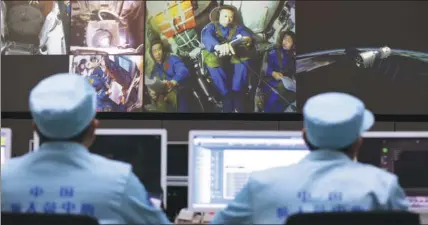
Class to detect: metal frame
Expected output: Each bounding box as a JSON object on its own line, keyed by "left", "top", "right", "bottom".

{"left": 363, "top": 131, "right": 428, "bottom": 138}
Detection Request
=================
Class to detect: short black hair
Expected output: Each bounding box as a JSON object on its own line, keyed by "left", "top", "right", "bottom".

{"left": 149, "top": 38, "right": 164, "bottom": 61}
{"left": 278, "top": 30, "right": 296, "bottom": 48}
{"left": 38, "top": 125, "right": 90, "bottom": 144}
{"left": 303, "top": 134, "right": 353, "bottom": 153}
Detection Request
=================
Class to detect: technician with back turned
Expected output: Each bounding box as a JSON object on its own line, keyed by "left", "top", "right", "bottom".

{"left": 1, "top": 74, "right": 171, "bottom": 224}
{"left": 211, "top": 92, "right": 409, "bottom": 224}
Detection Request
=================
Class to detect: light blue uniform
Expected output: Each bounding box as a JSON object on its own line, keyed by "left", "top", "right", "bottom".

{"left": 212, "top": 92, "right": 409, "bottom": 224}
{"left": 211, "top": 150, "right": 408, "bottom": 224}
{"left": 1, "top": 142, "right": 171, "bottom": 224}
{"left": 1, "top": 73, "right": 172, "bottom": 224}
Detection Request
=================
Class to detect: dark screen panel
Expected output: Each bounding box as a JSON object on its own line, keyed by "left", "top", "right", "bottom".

{"left": 1, "top": 56, "right": 69, "bottom": 111}
{"left": 167, "top": 144, "right": 188, "bottom": 176}
{"left": 357, "top": 138, "right": 383, "bottom": 168}
{"left": 296, "top": 1, "right": 428, "bottom": 115}
{"left": 359, "top": 137, "right": 428, "bottom": 194}
{"left": 89, "top": 134, "right": 163, "bottom": 198}
{"left": 166, "top": 186, "right": 188, "bottom": 220}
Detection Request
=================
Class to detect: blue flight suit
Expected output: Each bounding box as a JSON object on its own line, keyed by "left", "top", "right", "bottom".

{"left": 201, "top": 23, "right": 251, "bottom": 112}
{"left": 88, "top": 75, "right": 113, "bottom": 112}
{"left": 211, "top": 150, "right": 408, "bottom": 224}
{"left": 66, "top": 2, "right": 71, "bottom": 15}
{"left": 1, "top": 142, "right": 172, "bottom": 224}
{"left": 150, "top": 55, "right": 190, "bottom": 112}
{"left": 264, "top": 48, "right": 296, "bottom": 112}
{"left": 88, "top": 68, "right": 116, "bottom": 112}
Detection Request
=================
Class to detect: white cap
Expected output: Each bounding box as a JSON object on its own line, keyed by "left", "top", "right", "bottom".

{"left": 303, "top": 92, "right": 374, "bottom": 149}
{"left": 29, "top": 73, "right": 97, "bottom": 139}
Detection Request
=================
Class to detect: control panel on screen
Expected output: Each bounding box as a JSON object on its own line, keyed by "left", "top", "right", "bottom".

{"left": 363, "top": 132, "right": 428, "bottom": 212}
{"left": 188, "top": 132, "right": 309, "bottom": 211}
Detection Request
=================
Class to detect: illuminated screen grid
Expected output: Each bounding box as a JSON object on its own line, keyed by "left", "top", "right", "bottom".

{"left": 89, "top": 134, "right": 163, "bottom": 198}
{"left": 190, "top": 135, "right": 309, "bottom": 208}
{"left": 1, "top": 134, "right": 6, "bottom": 165}
{"left": 2, "top": 1, "right": 428, "bottom": 114}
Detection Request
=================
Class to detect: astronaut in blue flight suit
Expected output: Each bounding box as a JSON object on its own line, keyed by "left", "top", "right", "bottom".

{"left": 65, "top": 1, "right": 70, "bottom": 15}
{"left": 75, "top": 58, "right": 89, "bottom": 76}
{"left": 264, "top": 30, "right": 296, "bottom": 112}
{"left": 201, "top": 5, "right": 253, "bottom": 112}
{"left": 211, "top": 92, "right": 408, "bottom": 224}
{"left": 1, "top": 74, "right": 172, "bottom": 224}
{"left": 149, "top": 39, "right": 191, "bottom": 112}
{"left": 88, "top": 68, "right": 115, "bottom": 112}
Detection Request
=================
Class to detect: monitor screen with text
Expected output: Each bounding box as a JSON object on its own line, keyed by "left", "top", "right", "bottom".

{"left": 188, "top": 131, "right": 309, "bottom": 211}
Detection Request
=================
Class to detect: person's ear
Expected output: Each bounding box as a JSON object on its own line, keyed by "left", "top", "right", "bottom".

{"left": 302, "top": 128, "right": 308, "bottom": 142}
{"left": 32, "top": 121, "right": 39, "bottom": 133}
{"left": 350, "top": 137, "right": 363, "bottom": 160}
{"left": 88, "top": 119, "right": 99, "bottom": 134}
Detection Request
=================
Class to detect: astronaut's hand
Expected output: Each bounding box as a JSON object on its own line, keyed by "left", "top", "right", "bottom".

{"left": 189, "top": 47, "right": 202, "bottom": 59}
{"left": 149, "top": 89, "right": 157, "bottom": 100}
{"left": 214, "top": 43, "right": 235, "bottom": 57}
{"left": 242, "top": 36, "right": 252, "bottom": 46}
{"left": 166, "top": 80, "right": 177, "bottom": 89}
{"left": 272, "top": 71, "right": 285, "bottom": 80}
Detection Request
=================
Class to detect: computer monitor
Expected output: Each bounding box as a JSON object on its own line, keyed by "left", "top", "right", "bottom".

{"left": 188, "top": 130, "right": 309, "bottom": 212}
{"left": 33, "top": 129, "right": 168, "bottom": 207}
{"left": 1, "top": 128, "right": 12, "bottom": 166}
{"left": 362, "top": 132, "right": 428, "bottom": 213}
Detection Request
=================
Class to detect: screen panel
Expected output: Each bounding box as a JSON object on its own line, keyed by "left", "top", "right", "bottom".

{"left": 144, "top": 1, "right": 296, "bottom": 113}
{"left": 362, "top": 132, "right": 428, "bottom": 213}
{"left": 69, "top": 54, "right": 144, "bottom": 112}
{"left": 187, "top": 130, "right": 308, "bottom": 212}
{"left": 2, "top": 1, "right": 427, "bottom": 116}
{"left": 69, "top": 1, "right": 145, "bottom": 55}
{"left": 1, "top": 1, "right": 70, "bottom": 55}
{"left": 32, "top": 128, "right": 168, "bottom": 206}
{"left": 296, "top": 1, "right": 428, "bottom": 115}
{"left": 167, "top": 143, "right": 188, "bottom": 176}
{"left": 1, "top": 128, "right": 12, "bottom": 166}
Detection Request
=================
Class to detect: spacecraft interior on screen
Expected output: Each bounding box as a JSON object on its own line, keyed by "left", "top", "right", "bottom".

{"left": 70, "top": 1, "right": 145, "bottom": 55}
{"left": 69, "top": 54, "right": 144, "bottom": 112}
{"left": 144, "top": 0, "right": 296, "bottom": 113}
{"left": 1, "top": 1, "right": 69, "bottom": 55}
{"left": 1, "top": 128, "right": 12, "bottom": 166}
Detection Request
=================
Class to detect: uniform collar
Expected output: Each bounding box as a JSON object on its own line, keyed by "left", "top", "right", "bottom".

{"left": 280, "top": 48, "right": 292, "bottom": 55}
{"left": 39, "top": 141, "right": 88, "bottom": 153}
{"left": 300, "top": 149, "right": 352, "bottom": 163}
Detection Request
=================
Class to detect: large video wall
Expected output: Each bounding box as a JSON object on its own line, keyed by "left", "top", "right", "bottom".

{"left": 2, "top": 1, "right": 428, "bottom": 114}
